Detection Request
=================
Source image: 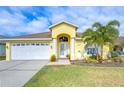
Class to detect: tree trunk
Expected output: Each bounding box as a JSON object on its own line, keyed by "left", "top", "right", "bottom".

{"left": 95, "top": 44, "right": 99, "bottom": 61}
{"left": 99, "top": 45, "right": 103, "bottom": 63}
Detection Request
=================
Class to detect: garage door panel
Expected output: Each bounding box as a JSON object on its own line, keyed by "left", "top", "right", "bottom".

{"left": 11, "top": 43, "right": 50, "bottom": 60}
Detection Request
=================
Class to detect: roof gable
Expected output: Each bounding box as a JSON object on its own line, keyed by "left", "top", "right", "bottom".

{"left": 49, "top": 21, "right": 78, "bottom": 30}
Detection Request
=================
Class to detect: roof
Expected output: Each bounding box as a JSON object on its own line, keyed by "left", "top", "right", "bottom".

{"left": 9, "top": 32, "right": 82, "bottom": 39}
{"left": 49, "top": 21, "right": 78, "bottom": 30}
{"left": 1, "top": 31, "right": 123, "bottom": 44}
{"left": 14, "top": 32, "right": 51, "bottom": 38}
{"left": 0, "top": 32, "right": 82, "bottom": 41}
{"left": 0, "top": 35, "right": 6, "bottom": 39}
{"left": 115, "top": 37, "right": 124, "bottom": 45}
{"left": 76, "top": 32, "right": 82, "bottom": 37}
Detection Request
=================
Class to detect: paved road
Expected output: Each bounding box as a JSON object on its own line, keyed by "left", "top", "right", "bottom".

{"left": 0, "top": 60, "right": 49, "bottom": 87}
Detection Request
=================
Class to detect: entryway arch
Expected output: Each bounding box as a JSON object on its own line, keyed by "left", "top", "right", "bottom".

{"left": 57, "top": 34, "right": 70, "bottom": 58}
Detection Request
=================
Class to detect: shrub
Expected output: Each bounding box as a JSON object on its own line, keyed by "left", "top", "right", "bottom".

{"left": 89, "top": 55, "right": 96, "bottom": 60}
{"left": 0, "top": 56, "right": 6, "bottom": 61}
{"left": 86, "top": 57, "right": 97, "bottom": 63}
{"left": 66, "top": 54, "right": 70, "bottom": 60}
{"left": 50, "top": 54, "right": 56, "bottom": 62}
{"left": 112, "top": 57, "right": 123, "bottom": 62}
{"left": 111, "top": 51, "right": 120, "bottom": 58}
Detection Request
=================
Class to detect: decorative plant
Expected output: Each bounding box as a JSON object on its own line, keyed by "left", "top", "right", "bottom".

{"left": 82, "top": 20, "right": 120, "bottom": 63}
{"left": 50, "top": 54, "right": 56, "bottom": 62}
{"left": 66, "top": 54, "right": 70, "bottom": 60}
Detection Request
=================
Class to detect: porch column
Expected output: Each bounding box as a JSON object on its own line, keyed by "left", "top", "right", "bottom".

{"left": 6, "top": 42, "right": 10, "bottom": 61}
{"left": 71, "top": 38, "right": 75, "bottom": 61}
{"left": 52, "top": 38, "right": 57, "bottom": 56}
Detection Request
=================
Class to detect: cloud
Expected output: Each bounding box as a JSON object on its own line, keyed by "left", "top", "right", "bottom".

{"left": 0, "top": 7, "right": 50, "bottom": 36}
{"left": 0, "top": 6, "right": 124, "bottom": 36}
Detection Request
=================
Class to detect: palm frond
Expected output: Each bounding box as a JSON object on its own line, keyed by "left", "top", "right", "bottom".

{"left": 107, "top": 20, "right": 120, "bottom": 27}
{"left": 92, "top": 22, "right": 102, "bottom": 29}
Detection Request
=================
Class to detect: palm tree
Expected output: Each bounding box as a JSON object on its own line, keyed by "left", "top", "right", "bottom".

{"left": 82, "top": 20, "right": 120, "bottom": 63}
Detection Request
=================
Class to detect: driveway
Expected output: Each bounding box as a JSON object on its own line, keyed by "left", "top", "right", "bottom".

{"left": 0, "top": 60, "right": 49, "bottom": 87}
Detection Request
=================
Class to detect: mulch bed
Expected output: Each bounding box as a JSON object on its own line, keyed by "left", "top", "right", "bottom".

{"left": 71, "top": 61, "right": 124, "bottom": 67}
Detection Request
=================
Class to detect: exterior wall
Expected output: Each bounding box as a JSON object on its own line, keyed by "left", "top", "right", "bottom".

{"left": 5, "top": 40, "right": 110, "bottom": 61}
{"left": 6, "top": 42, "right": 11, "bottom": 61}
{"left": 103, "top": 45, "right": 110, "bottom": 59}
{"left": 74, "top": 40, "right": 110, "bottom": 60}
{"left": 51, "top": 23, "right": 76, "bottom": 38}
{"left": 70, "top": 38, "right": 75, "bottom": 60}
{"left": 51, "top": 23, "right": 76, "bottom": 60}
{"left": 75, "top": 39, "right": 85, "bottom": 60}
{"left": 5, "top": 40, "right": 53, "bottom": 61}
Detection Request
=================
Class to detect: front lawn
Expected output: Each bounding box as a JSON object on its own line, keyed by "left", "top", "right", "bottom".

{"left": 0, "top": 56, "right": 6, "bottom": 61}
{"left": 24, "top": 65, "right": 124, "bottom": 87}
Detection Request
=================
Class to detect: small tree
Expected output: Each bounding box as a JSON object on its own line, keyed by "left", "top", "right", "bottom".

{"left": 82, "top": 20, "right": 120, "bottom": 63}
{"left": 50, "top": 54, "right": 56, "bottom": 62}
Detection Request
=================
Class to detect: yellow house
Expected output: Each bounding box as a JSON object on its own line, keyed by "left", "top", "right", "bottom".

{"left": 1, "top": 21, "right": 109, "bottom": 61}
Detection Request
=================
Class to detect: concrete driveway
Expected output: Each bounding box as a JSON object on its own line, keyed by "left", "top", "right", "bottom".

{"left": 0, "top": 60, "right": 49, "bottom": 87}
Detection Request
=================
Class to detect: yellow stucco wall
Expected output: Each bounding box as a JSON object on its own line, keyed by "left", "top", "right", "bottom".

{"left": 51, "top": 22, "right": 77, "bottom": 60}
{"left": 6, "top": 42, "right": 11, "bottom": 61}
{"left": 75, "top": 39, "right": 85, "bottom": 60}
{"left": 74, "top": 40, "right": 110, "bottom": 60}
{"left": 103, "top": 45, "right": 110, "bottom": 59}
{"left": 51, "top": 23, "right": 76, "bottom": 38}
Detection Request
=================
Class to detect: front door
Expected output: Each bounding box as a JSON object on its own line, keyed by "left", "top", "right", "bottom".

{"left": 59, "top": 42, "right": 68, "bottom": 58}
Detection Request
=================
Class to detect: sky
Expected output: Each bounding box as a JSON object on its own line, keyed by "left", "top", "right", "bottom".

{"left": 0, "top": 6, "right": 124, "bottom": 37}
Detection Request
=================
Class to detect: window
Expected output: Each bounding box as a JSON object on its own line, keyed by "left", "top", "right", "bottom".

{"left": 87, "top": 48, "right": 96, "bottom": 55}
{"left": 41, "top": 43, "right": 45, "bottom": 46}
{"left": 59, "top": 36, "right": 68, "bottom": 42}
{"left": 46, "top": 43, "right": 49, "bottom": 46}
{"left": 26, "top": 43, "right": 30, "bottom": 46}
{"left": 17, "top": 43, "right": 20, "bottom": 46}
{"left": 36, "top": 43, "right": 40, "bottom": 46}
{"left": 21, "top": 43, "right": 25, "bottom": 46}
{"left": 31, "top": 43, "right": 35, "bottom": 46}
{"left": 13, "top": 43, "right": 16, "bottom": 46}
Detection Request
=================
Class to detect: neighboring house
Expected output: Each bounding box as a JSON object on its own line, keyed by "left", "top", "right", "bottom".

{"left": 0, "top": 21, "right": 110, "bottom": 61}
{"left": 115, "top": 37, "right": 124, "bottom": 45}
{"left": 0, "top": 35, "right": 6, "bottom": 56}
{"left": 114, "top": 37, "right": 124, "bottom": 55}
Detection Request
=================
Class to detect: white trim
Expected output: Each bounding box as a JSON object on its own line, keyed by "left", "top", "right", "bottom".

{"left": 75, "top": 38, "right": 82, "bottom": 40}
{"left": 0, "top": 38, "right": 52, "bottom": 41}
{"left": 71, "top": 38, "right": 75, "bottom": 60}
{"left": 52, "top": 38, "right": 57, "bottom": 56}
{"left": 49, "top": 21, "right": 78, "bottom": 29}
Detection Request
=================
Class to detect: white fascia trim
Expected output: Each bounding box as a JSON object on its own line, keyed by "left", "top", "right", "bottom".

{"left": 75, "top": 38, "right": 82, "bottom": 40}
{"left": 49, "top": 20, "right": 78, "bottom": 29}
{"left": 0, "top": 38, "right": 52, "bottom": 41}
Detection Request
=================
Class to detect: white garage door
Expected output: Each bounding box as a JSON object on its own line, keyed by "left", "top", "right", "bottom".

{"left": 11, "top": 42, "right": 50, "bottom": 60}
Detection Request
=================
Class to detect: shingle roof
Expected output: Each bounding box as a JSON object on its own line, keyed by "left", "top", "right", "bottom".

{"left": 14, "top": 32, "right": 51, "bottom": 38}
{"left": 76, "top": 32, "right": 82, "bottom": 37}
{"left": 0, "top": 35, "right": 6, "bottom": 39}
{"left": 11, "top": 32, "right": 82, "bottom": 38}
{"left": 3, "top": 31, "right": 124, "bottom": 45}
{"left": 115, "top": 37, "right": 124, "bottom": 45}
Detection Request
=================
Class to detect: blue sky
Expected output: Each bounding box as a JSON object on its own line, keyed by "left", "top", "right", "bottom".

{"left": 0, "top": 6, "right": 124, "bottom": 36}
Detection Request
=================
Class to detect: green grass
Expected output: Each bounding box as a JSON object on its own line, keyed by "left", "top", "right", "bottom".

{"left": 0, "top": 56, "right": 5, "bottom": 61}
{"left": 24, "top": 65, "right": 124, "bottom": 87}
